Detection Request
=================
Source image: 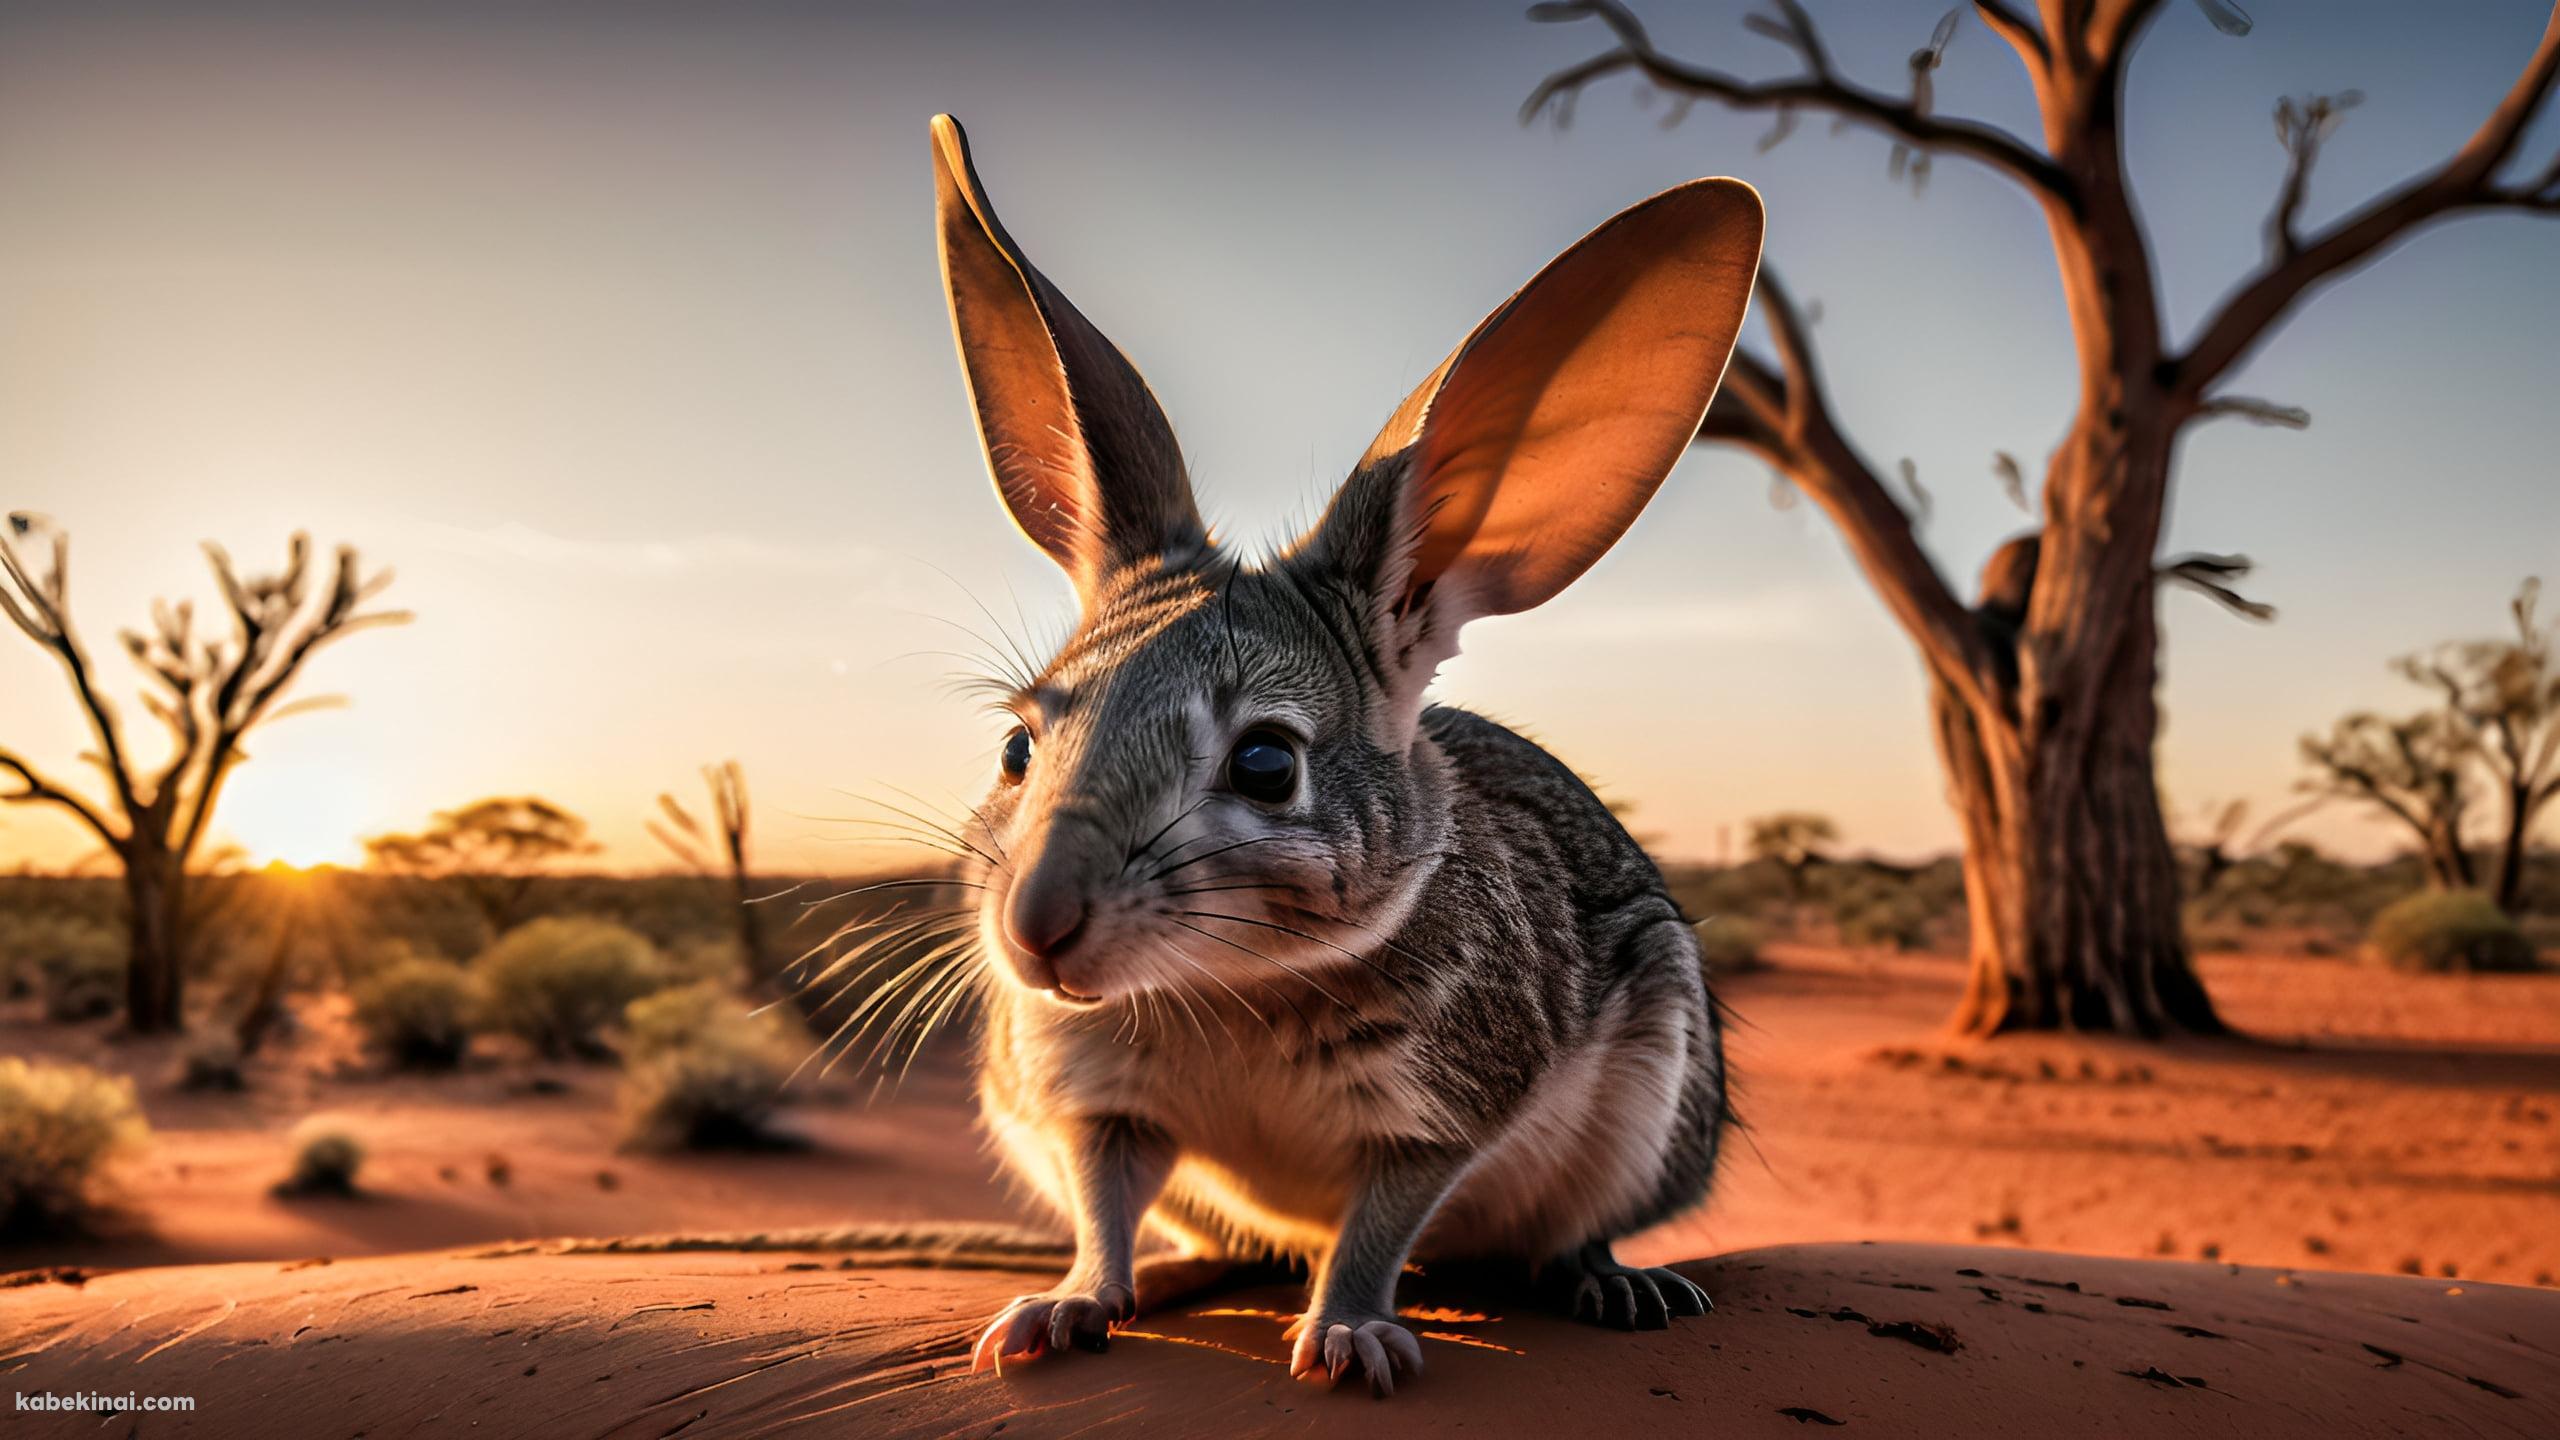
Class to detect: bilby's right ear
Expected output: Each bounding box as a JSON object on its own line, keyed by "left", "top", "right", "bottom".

{"left": 931, "top": 115, "right": 1206, "bottom": 596}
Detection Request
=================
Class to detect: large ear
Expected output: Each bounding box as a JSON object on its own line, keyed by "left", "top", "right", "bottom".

{"left": 930, "top": 115, "right": 1206, "bottom": 594}
{"left": 1344, "top": 177, "right": 1763, "bottom": 620}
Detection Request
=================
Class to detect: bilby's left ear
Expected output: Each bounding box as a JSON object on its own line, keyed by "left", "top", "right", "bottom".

{"left": 1308, "top": 177, "right": 1763, "bottom": 632}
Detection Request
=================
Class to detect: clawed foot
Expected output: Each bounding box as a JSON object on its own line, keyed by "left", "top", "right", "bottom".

{"left": 1552, "top": 1241, "right": 1713, "bottom": 1331}
{"left": 1286, "top": 1311, "right": 1425, "bottom": 1398}
{"left": 969, "top": 1279, "right": 1137, "bottom": 1373}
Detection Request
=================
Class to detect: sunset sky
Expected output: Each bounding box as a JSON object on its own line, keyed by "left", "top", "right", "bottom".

{"left": 2, "top": 0, "right": 2555, "bottom": 873}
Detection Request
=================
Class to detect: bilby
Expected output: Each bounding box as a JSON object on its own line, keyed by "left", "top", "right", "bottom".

{"left": 923, "top": 113, "right": 1762, "bottom": 1397}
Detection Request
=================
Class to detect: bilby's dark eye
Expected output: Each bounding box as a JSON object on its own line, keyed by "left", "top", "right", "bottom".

{"left": 1227, "top": 728, "right": 1298, "bottom": 805}
{"left": 1000, "top": 726, "right": 1033, "bottom": 785}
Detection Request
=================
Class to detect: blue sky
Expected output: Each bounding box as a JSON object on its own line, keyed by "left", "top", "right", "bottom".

{"left": 1, "top": 0, "right": 2554, "bottom": 869}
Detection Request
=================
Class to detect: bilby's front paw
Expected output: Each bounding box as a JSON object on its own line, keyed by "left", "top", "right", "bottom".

{"left": 969, "top": 1279, "right": 1137, "bottom": 1373}
{"left": 1286, "top": 1311, "right": 1425, "bottom": 1398}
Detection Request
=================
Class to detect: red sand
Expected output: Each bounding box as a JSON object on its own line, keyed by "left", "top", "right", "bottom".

{"left": 10, "top": 948, "right": 2551, "bottom": 1287}
{"left": 7, "top": 1238, "right": 2552, "bottom": 1437}
{"left": 4, "top": 946, "right": 2555, "bottom": 1435}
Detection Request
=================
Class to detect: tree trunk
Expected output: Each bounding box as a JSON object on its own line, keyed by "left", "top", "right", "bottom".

{"left": 121, "top": 846, "right": 189, "bottom": 1035}
{"left": 1937, "top": 429, "right": 2224, "bottom": 1039}
{"left": 1938, "top": 641, "right": 2222, "bottom": 1036}
{"left": 2425, "top": 825, "right": 2476, "bottom": 892}
{"left": 2495, "top": 783, "right": 2531, "bottom": 913}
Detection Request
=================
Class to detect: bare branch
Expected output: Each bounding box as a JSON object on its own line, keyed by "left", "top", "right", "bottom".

{"left": 1691, "top": 272, "right": 1995, "bottom": 706}
{"left": 648, "top": 818, "right": 708, "bottom": 871}
{"left": 2159, "top": 552, "right": 2276, "bottom": 621}
{"left": 1970, "top": 1, "right": 2047, "bottom": 68}
{"left": 2189, "top": 0, "right": 2252, "bottom": 38}
{"left": 2264, "top": 90, "right": 2363, "bottom": 260}
{"left": 1523, "top": 0, "right": 2074, "bottom": 202}
{"left": 173, "top": 539, "right": 406, "bottom": 864}
{"left": 1991, "top": 451, "right": 2030, "bottom": 510}
{"left": 2194, "top": 395, "right": 2310, "bottom": 429}
{"left": 0, "top": 746, "right": 121, "bottom": 847}
{"left": 3, "top": 513, "right": 144, "bottom": 820}
{"left": 2178, "top": 5, "right": 2560, "bottom": 396}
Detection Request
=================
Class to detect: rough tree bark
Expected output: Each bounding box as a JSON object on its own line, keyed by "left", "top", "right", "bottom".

{"left": 1527, "top": 0, "right": 2560, "bottom": 1035}
{"left": 1, "top": 517, "right": 404, "bottom": 1034}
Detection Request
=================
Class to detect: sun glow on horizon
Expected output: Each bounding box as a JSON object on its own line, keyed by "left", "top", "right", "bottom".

{"left": 216, "top": 764, "right": 374, "bottom": 871}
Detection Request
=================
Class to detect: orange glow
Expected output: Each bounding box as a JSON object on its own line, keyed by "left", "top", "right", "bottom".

{"left": 1113, "top": 1330, "right": 1283, "bottom": 1365}
{"left": 1420, "top": 1330, "right": 1525, "bottom": 1354}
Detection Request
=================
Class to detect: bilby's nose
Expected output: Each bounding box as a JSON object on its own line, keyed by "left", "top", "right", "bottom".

{"left": 1004, "top": 867, "right": 1089, "bottom": 968}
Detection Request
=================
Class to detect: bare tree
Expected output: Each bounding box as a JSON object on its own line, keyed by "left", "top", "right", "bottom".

{"left": 0, "top": 514, "right": 405, "bottom": 1033}
{"left": 650, "top": 760, "right": 773, "bottom": 987}
{"left": 2178, "top": 794, "right": 2324, "bottom": 897}
{"left": 2299, "top": 710, "right": 2476, "bottom": 891}
{"left": 363, "top": 796, "right": 596, "bottom": 934}
{"left": 1522, "top": 1, "right": 2560, "bottom": 1035}
{"left": 2182, "top": 799, "right": 2250, "bottom": 898}
{"left": 2313, "top": 578, "right": 2560, "bottom": 912}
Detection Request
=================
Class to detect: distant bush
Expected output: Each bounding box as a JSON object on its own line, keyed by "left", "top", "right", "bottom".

{"left": 278, "top": 1123, "right": 365, "bottom": 1196}
{"left": 618, "top": 984, "right": 796, "bottom": 1150}
{"left": 1837, "top": 893, "right": 1936, "bottom": 952}
{"left": 660, "top": 934, "right": 749, "bottom": 990}
{"left": 4, "top": 919, "right": 125, "bottom": 1022}
{"left": 1666, "top": 860, "right": 1795, "bottom": 925}
{"left": 0, "top": 1058, "right": 145, "bottom": 1234}
{"left": 2364, "top": 890, "right": 2539, "bottom": 974}
{"left": 476, "top": 918, "right": 663, "bottom": 1059}
{"left": 177, "top": 1031, "right": 247, "bottom": 1092}
{"left": 1695, "top": 917, "right": 1763, "bottom": 973}
{"left": 1815, "top": 867, "right": 1942, "bottom": 953}
{"left": 352, "top": 956, "right": 481, "bottom": 1069}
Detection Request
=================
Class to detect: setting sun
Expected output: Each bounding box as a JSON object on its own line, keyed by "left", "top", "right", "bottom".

{"left": 215, "top": 763, "right": 373, "bottom": 870}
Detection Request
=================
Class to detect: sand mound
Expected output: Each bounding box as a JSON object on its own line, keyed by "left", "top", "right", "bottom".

{"left": 6, "top": 1239, "right": 2552, "bottom": 1438}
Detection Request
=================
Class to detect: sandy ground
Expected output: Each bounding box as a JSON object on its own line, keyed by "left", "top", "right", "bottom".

{"left": 4, "top": 946, "right": 2555, "bottom": 1435}
{"left": 6, "top": 1238, "right": 2552, "bottom": 1437}
{"left": 8, "top": 947, "right": 2552, "bottom": 1286}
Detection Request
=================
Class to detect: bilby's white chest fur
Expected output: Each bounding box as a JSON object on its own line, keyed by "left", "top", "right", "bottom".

{"left": 977, "top": 976, "right": 1697, "bottom": 1264}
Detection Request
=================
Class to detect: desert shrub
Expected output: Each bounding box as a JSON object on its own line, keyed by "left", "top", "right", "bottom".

{"left": 475, "top": 917, "right": 663, "bottom": 1058}
{"left": 660, "top": 934, "right": 749, "bottom": 990}
{"left": 2364, "top": 890, "right": 2539, "bottom": 974}
{"left": 2519, "top": 912, "right": 2560, "bottom": 958}
{"left": 2193, "top": 840, "right": 2404, "bottom": 942}
{"left": 1665, "top": 861, "right": 1795, "bottom": 925}
{"left": 352, "top": 956, "right": 481, "bottom": 1068}
{"left": 278, "top": 1122, "right": 365, "bottom": 1196}
{"left": 340, "top": 934, "right": 436, "bottom": 985}
{"left": 1814, "top": 867, "right": 1940, "bottom": 953}
{"left": 10, "top": 919, "right": 126, "bottom": 1021}
{"left": 177, "top": 1031, "right": 246, "bottom": 1092}
{"left": 618, "top": 984, "right": 796, "bottom": 1149}
{"left": 1695, "top": 917, "right": 1763, "bottom": 973}
{"left": 0, "top": 1058, "right": 146, "bottom": 1234}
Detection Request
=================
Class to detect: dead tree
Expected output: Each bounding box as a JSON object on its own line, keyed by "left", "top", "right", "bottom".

{"left": 650, "top": 761, "right": 773, "bottom": 988}
{"left": 2298, "top": 711, "right": 2476, "bottom": 891}
{"left": 0, "top": 514, "right": 405, "bottom": 1033}
{"left": 1523, "top": 0, "right": 2560, "bottom": 1035}
{"left": 2333, "top": 578, "right": 2560, "bottom": 913}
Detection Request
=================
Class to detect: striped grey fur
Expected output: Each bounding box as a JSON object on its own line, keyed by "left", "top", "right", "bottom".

{"left": 925, "top": 112, "right": 1762, "bottom": 1394}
